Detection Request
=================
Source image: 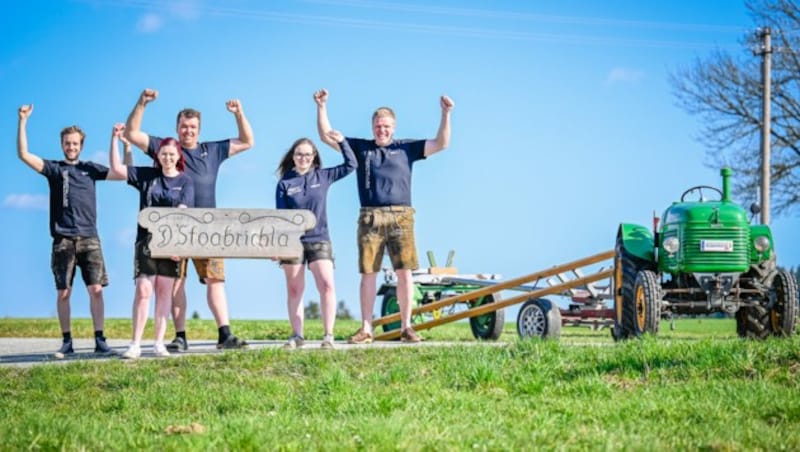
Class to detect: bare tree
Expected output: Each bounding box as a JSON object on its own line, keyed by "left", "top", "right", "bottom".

{"left": 672, "top": 0, "right": 800, "bottom": 214}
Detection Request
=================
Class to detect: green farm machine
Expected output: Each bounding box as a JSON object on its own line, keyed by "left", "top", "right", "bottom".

{"left": 613, "top": 167, "right": 797, "bottom": 340}
{"left": 369, "top": 168, "right": 796, "bottom": 342}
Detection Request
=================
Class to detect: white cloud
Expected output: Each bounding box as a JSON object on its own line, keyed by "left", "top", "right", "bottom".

{"left": 3, "top": 194, "right": 48, "bottom": 211}
{"left": 606, "top": 67, "right": 644, "bottom": 85}
{"left": 137, "top": 13, "right": 164, "bottom": 33}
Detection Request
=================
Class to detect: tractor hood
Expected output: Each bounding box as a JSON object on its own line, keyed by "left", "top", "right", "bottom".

{"left": 663, "top": 201, "right": 748, "bottom": 226}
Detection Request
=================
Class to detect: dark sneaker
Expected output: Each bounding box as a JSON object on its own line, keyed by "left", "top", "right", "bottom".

{"left": 165, "top": 337, "right": 188, "bottom": 353}
{"left": 94, "top": 336, "right": 115, "bottom": 355}
{"left": 400, "top": 328, "right": 422, "bottom": 343}
{"left": 217, "top": 335, "right": 249, "bottom": 350}
{"left": 54, "top": 340, "right": 74, "bottom": 359}
{"left": 283, "top": 334, "right": 305, "bottom": 350}
{"left": 347, "top": 328, "right": 373, "bottom": 344}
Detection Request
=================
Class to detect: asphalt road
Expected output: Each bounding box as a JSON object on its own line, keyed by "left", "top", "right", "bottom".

{"left": 0, "top": 337, "right": 498, "bottom": 368}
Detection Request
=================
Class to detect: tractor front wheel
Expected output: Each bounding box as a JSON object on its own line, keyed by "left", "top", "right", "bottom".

{"left": 630, "top": 270, "right": 661, "bottom": 336}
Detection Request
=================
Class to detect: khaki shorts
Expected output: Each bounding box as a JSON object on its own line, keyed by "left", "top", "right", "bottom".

{"left": 280, "top": 241, "right": 334, "bottom": 266}
{"left": 191, "top": 258, "right": 225, "bottom": 284}
{"left": 133, "top": 238, "right": 187, "bottom": 279}
{"left": 357, "top": 206, "right": 418, "bottom": 274}
{"left": 51, "top": 235, "right": 109, "bottom": 290}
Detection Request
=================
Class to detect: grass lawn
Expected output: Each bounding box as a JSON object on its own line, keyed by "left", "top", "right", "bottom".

{"left": 1, "top": 317, "right": 798, "bottom": 450}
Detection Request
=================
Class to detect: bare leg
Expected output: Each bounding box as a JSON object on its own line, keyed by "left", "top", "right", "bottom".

{"left": 359, "top": 272, "right": 378, "bottom": 333}
{"left": 56, "top": 288, "right": 72, "bottom": 333}
{"left": 282, "top": 264, "right": 305, "bottom": 336}
{"left": 206, "top": 278, "right": 229, "bottom": 327}
{"left": 86, "top": 284, "right": 105, "bottom": 332}
{"left": 131, "top": 276, "right": 154, "bottom": 345}
{"left": 310, "top": 260, "right": 336, "bottom": 336}
{"left": 171, "top": 278, "right": 187, "bottom": 332}
{"left": 154, "top": 276, "right": 175, "bottom": 344}
{"left": 396, "top": 269, "right": 414, "bottom": 330}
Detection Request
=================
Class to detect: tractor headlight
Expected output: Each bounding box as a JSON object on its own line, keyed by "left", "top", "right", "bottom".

{"left": 754, "top": 236, "right": 770, "bottom": 252}
{"left": 663, "top": 237, "right": 680, "bottom": 253}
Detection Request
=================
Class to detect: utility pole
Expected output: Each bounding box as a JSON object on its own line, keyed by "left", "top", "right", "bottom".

{"left": 755, "top": 27, "right": 772, "bottom": 225}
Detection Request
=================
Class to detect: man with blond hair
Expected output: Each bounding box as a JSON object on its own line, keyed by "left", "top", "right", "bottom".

{"left": 314, "top": 89, "right": 454, "bottom": 343}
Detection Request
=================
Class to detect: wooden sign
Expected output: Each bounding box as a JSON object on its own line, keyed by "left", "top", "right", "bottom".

{"left": 137, "top": 208, "right": 316, "bottom": 258}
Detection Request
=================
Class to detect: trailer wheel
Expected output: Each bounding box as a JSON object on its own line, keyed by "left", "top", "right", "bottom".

{"left": 516, "top": 298, "right": 561, "bottom": 340}
{"left": 379, "top": 288, "right": 424, "bottom": 334}
{"left": 379, "top": 288, "right": 401, "bottom": 333}
{"left": 468, "top": 293, "right": 505, "bottom": 340}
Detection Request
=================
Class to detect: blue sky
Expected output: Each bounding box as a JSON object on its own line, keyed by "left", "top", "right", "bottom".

{"left": 3, "top": 0, "right": 798, "bottom": 324}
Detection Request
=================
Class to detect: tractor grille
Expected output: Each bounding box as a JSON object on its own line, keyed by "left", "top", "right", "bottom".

{"left": 680, "top": 226, "right": 750, "bottom": 273}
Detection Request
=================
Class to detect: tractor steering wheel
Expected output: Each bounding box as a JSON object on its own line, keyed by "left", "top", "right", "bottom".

{"left": 680, "top": 185, "right": 723, "bottom": 203}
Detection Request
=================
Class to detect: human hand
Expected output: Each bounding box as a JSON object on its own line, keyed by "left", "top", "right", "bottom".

{"left": 326, "top": 129, "right": 344, "bottom": 143}
{"left": 112, "top": 123, "right": 125, "bottom": 138}
{"left": 313, "top": 89, "right": 328, "bottom": 106}
{"left": 226, "top": 99, "right": 243, "bottom": 114}
{"left": 18, "top": 104, "right": 33, "bottom": 120}
{"left": 440, "top": 95, "right": 454, "bottom": 112}
{"left": 171, "top": 256, "right": 181, "bottom": 262}
{"left": 139, "top": 88, "right": 158, "bottom": 106}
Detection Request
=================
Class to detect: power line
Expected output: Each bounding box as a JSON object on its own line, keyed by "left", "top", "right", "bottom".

{"left": 80, "top": 0, "right": 745, "bottom": 50}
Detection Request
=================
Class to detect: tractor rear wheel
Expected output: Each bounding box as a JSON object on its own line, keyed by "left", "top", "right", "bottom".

{"left": 738, "top": 269, "right": 799, "bottom": 339}
{"left": 469, "top": 293, "right": 505, "bottom": 340}
{"left": 516, "top": 298, "right": 561, "bottom": 340}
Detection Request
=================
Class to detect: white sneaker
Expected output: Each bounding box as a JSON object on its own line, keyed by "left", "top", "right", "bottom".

{"left": 321, "top": 334, "right": 335, "bottom": 349}
{"left": 121, "top": 344, "right": 141, "bottom": 360}
{"left": 153, "top": 343, "right": 170, "bottom": 357}
{"left": 283, "top": 334, "right": 305, "bottom": 349}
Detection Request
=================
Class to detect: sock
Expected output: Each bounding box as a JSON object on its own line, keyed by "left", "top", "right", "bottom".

{"left": 176, "top": 331, "right": 187, "bottom": 341}
{"left": 94, "top": 330, "right": 104, "bottom": 339}
{"left": 218, "top": 325, "right": 231, "bottom": 343}
{"left": 62, "top": 332, "right": 72, "bottom": 343}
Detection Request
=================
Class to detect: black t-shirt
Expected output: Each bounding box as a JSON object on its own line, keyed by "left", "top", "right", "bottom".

{"left": 345, "top": 138, "right": 426, "bottom": 207}
{"left": 127, "top": 166, "right": 195, "bottom": 241}
{"left": 41, "top": 160, "right": 109, "bottom": 238}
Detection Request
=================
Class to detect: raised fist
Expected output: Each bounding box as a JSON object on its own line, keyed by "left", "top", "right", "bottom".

{"left": 139, "top": 88, "right": 158, "bottom": 106}
{"left": 226, "top": 99, "right": 242, "bottom": 114}
{"left": 440, "top": 95, "right": 454, "bottom": 112}
{"left": 18, "top": 104, "right": 34, "bottom": 120}
{"left": 313, "top": 89, "right": 329, "bottom": 106}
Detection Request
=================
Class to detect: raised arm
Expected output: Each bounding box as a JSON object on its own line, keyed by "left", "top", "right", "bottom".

{"left": 424, "top": 95, "right": 455, "bottom": 157}
{"left": 315, "top": 89, "right": 341, "bottom": 152}
{"left": 121, "top": 131, "right": 134, "bottom": 166}
{"left": 226, "top": 99, "right": 255, "bottom": 157}
{"left": 17, "top": 105, "right": 44, "bottom": 173}
{"left": 124, "top": 88, "right": 157, "bottom": 152}
{"left": 107, "top": 123, "right": 128, "bottom": 180}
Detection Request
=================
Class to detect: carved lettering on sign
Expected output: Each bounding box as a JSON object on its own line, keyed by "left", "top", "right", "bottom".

{"left": 137, "top": 208, "right": 316, "bottom": 258}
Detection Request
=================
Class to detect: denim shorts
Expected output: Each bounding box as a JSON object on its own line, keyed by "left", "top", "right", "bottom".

{"left": 51, "top": 235, "right": 109, "bottom": 290}
{"left": 280, "top": 240, "right": 334, "bottom": 266}
{"left": 357, "top": 206, "right": 418, "bottom": 274}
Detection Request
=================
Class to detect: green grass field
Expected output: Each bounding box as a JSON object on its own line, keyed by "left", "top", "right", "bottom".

{"left": 1, "top": 318, "right": 798, "bottom": 450}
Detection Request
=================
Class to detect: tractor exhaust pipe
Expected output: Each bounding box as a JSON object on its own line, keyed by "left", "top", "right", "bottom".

{"left": 721, "top": 167, "right": 732, "bottom": 203}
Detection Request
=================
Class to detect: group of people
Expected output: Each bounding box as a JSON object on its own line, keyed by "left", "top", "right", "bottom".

{"left": 16, "top": 88, "right": 454, "bottom": 358}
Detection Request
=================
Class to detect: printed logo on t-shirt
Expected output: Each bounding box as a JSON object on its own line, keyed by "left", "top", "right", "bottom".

{"left": 171, "top": 187, "right": 183, "bottom": 191}
{"left": 310, "top": 183, "right": 321, "bottom": 189}
{"left": 287, "top": 186, "right": 302, "bottom": 195}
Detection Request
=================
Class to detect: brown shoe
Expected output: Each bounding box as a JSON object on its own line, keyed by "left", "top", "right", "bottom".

{"left": 400, "top": 328, "right": 422, "bottom": 343}
{"left": 348, "top": 328, "right": 373, "bottom": 344}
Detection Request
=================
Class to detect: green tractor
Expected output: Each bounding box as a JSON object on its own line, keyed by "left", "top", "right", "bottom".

{"left": 613, "top": 167, "right": 797, "bottom": 340}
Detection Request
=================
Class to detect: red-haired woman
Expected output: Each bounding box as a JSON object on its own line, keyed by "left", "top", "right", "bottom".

{"left": 108, "top": 123, "right": 194, "bottom": 359}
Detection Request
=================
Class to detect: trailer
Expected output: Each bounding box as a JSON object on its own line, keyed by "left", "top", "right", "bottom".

{"left": 374, "top": 250, "right": 615, "bottom": 341}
